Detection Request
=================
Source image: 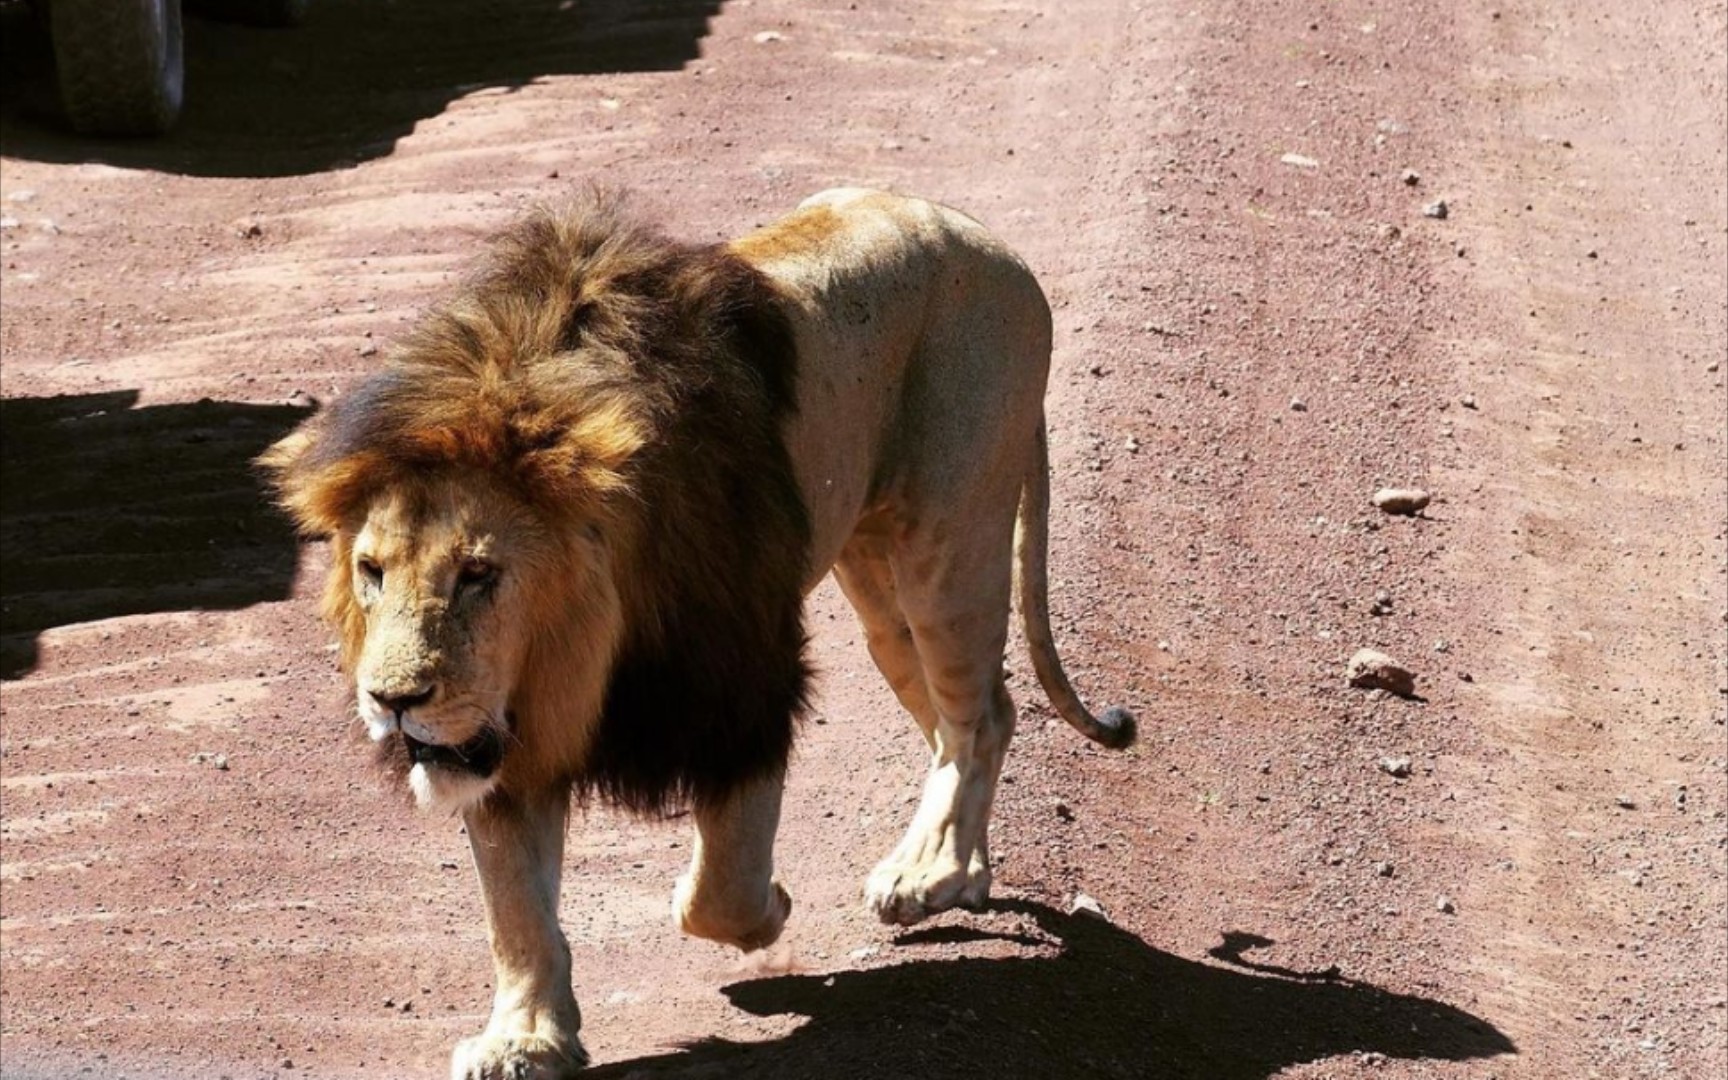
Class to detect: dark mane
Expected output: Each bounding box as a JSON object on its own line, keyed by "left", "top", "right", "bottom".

{"left": 267, "top": 193, "right": 811, "bottom": 815}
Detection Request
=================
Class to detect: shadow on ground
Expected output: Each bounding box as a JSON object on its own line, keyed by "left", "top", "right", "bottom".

{"left": 0, "top": 390, "right": 311, "bottom": 679}
{"left": 588, "top": 901, "right": 1515, "bottom": 1080}
{"left": 0, "top": 0, "right": 723, "bottom": 178}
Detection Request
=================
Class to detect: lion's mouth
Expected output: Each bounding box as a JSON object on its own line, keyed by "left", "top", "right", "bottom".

{"left": 403, "top": 727, "right": 504, "bottom": 777}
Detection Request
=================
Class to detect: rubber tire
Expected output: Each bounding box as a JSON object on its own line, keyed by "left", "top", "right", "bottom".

{"left": 49, "top": 0, "right": 185, "bottom": 136}
{"left": 192, "top": 0, "right": 309, "bottom": 28}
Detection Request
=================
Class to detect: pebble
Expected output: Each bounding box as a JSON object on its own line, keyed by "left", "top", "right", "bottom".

{"left": 1460, "top": 394, "right": 1478, "bottom": 409}
{"left": 1375, "top": 861, "right": 1395, "bottom": 877}
{"left": 1422, "top": 199, "right": 1449, "bottom": 219}
{"left": 1289, "top": 397, "right": 1307, "bottom": 412}
{"left": 1054, "top": 800, "right": 1075, "bottom": 822}
{"left": 6, "top": 190, "right": 36, "bottom": 203}
{"left": 238, "top": 221, "right": 263, "bottom": 239}
{"left": 849, "top": 945, "right": 879, "bottom": 961}
{"left": 359, "top": 343, "right": 379, "bottom": 357}
{"left": 1372, "top": 487, "right": 1431, "bottom": 515}
{"left": 286, "top": 389, "right": 316, "bottom": 408}
{"left": 752, "top": 30, "right": 785, "bottom": 43}
{"left": 0, "top": 216, "right": 18, "bottom": 230}
{"left": 1378, "top": 756, "right": 1414, "bottom": 778}
{"left": 1400, "top": 169, "right": 1421, "bottom": 186}
{"left": 1370, "top": 590, "right": 1394, "bottom": 616}
{"left": 1708, "top": 361, "right": 1721, "bottom": 373}
{"left": 1615, "top": 795, "right": 1636, "bottom": 810}
{"left": 1070, "top": 893, "right": 1108, "bottom": 919}
{"left": 1280, "top": 152, "right": 1321, "bottom": 168}
{"left": 1436, "top": 894, "right": 1456, "bottom": 914}
{"left": 1349, "top": 649, "right": 1418, "bottom": 698}
{"left": 1124, "top": 436, "right": 1140, "bottom": 454}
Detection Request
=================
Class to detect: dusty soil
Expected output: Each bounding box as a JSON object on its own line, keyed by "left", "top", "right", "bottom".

{"left": 2, "top": 1, "right": 1723, "bottom": 1078}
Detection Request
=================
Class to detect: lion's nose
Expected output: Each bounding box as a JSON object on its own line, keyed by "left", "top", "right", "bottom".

{"left": 369, "top": 684, "right": 435, "bottom": 716}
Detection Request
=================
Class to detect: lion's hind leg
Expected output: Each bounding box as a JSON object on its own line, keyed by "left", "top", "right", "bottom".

{"left": 844, "top": 511, "right": 1018, "bottom": 926}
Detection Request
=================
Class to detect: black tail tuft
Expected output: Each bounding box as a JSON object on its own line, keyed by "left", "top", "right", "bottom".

{"left": 1091, "top": 705, "right": 1138, "bottom": 750}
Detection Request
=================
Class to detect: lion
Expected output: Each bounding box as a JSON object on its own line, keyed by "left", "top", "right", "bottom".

{"left": 262, "top": 188, "right": 1135, "bottom": 1079}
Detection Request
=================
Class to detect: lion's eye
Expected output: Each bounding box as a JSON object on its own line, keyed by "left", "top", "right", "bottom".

{"left": 356, "top": 556, "right": 384, "bottom": 585}
{"left": 456, "top": 558, "right": 497, "bottom": 590}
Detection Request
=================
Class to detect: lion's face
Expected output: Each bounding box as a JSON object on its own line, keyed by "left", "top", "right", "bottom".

{"left": 344, "top": 476, "right": 580, "bottom": 812}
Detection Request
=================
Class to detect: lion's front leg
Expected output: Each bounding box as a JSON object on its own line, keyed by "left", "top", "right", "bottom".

{"left": 673, "top": 770, "right": 791, "bottom": 952}
{"left": 452, "top": 789, "right": 587, "bottom": 1080}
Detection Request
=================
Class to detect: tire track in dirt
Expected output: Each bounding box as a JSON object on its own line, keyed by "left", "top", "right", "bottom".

{"left": 1428, "top": 2, "right": 1727, "bottom": 1074}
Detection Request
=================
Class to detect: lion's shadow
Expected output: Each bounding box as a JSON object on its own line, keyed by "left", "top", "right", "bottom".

{"left": 0, "top": 390, "right": 311, "bottom": 679}
{"left": 588, "top": 901, "right": 1514, "bottom": 1079}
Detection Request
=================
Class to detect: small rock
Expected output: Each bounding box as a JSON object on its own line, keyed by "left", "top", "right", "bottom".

{"left": 238, "top": 221, "right": 264, "bottom": 239}
{"left": 6, "top": 190, "right": 36, "bottom": 203}
{"left": 1434, "top": 639, "right": 1451, "bottom": 653}
{"left": 1124, "top": 436, "right": 1140, "bottom": 454}
{"left": 1054, "top": 800, "right": 1075, "bottom": 822}
{"left": 752, "top": 30, "right": 785, "bottom": 43}
{"left": 1435, "top": 895, "right": 1456, "bottom": 914}
{"left": 286, "top": 390, "right": 316, "bottom": 408}
{"left": 1615, "top": 795, "right": 1636, "bottom": 810}
{"left": 1422, "top": 199, "right": 1449, "bottom": 219}
{"left": 1349, "top": 649, "right": 1418, "bottom": 698}
{"left": 1400, "top": 169, "right": 1421, "bottom": 186}
{"left": 438, "top": 859, "right": 460, "bottom": 870}
{"left": 1460, "top": 394, "right": 1477, "bottom": 409}
{"left": 1375, "top": 861, "right": 1395, "bottom": 877}
{"left": 359, "top": 343, "right": 379, "bottom": 357}
{"left": 1281, "top": 152, "right": 1321, "bottom": 169}
{"left": 1288, "top": 397, "right": 1307, "bottom": 412}
{"left": 1070, "top": 893, "right": 1108, "bottom": 919}
{"left": 1372, "top": 487, "right": 1431, "bottom": 515}
{"left": 1370, "top": 590, "right": 1394, "bottom": 616}
{"left": 213, "top": 753, "right": 229, "bottom": 771}
{"left": 1378, "top": 757, "right": 1414, "bottom": 779}
{"left": 849, "top": 945, "right": 879, "bottom": 961}
{"left": 0, "top": 216, "right": 18, "bottom": 230}
{"left": 1707, "top": 361, "right": 1720, "bottom": 373}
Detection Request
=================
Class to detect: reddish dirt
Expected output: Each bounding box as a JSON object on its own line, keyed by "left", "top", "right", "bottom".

{"left": 2, "top": 1, "right": 1723, "bottom": 1078}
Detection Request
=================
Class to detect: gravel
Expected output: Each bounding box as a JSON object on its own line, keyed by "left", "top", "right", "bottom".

{"left": 1350, "top": 649, "right": 1419, "bottom": 698}
{"left": 1372, "top": 487, "right": 1432, "bottom": 515}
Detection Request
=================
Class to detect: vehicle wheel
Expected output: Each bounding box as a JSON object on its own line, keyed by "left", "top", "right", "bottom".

{"left": 49, "top": 0, "right": 185, "bottom": 136}
{"left": 193, "top": 0, "right": 309, "bottom": 28}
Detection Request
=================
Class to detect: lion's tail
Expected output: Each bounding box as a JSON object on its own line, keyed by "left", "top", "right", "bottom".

{"left": 1015, "top": 416, "right": 1138, "bottom": 750}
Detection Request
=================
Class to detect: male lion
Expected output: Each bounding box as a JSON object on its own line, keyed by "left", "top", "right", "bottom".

{"left": 264, "top": 188, "right": 1134, "bottom": 1078}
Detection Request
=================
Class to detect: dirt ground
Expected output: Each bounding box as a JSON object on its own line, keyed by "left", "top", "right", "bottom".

{"left": 2, "top": 0, "right": 1723, "bottom": 1077}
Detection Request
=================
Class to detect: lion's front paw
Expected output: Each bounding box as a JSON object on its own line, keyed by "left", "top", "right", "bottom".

{"left": 450, "top": 1031, "right": 589, "bottom": 1080}
{"left": 864, "top": 852, "right": 990, "bottom": 926}
{"left": 674, "top": 875, "right": 792, "bottom": 952}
